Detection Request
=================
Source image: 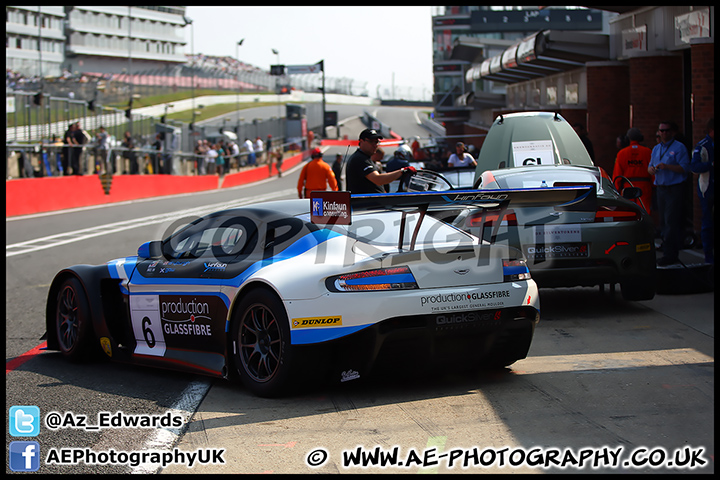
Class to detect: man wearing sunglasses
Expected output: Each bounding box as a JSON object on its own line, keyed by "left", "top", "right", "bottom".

{"left": 345, "top": 128, "right": 415, "bottom": 194}
{"left": 649, "top": 121, "right": 690, "bottom": 266}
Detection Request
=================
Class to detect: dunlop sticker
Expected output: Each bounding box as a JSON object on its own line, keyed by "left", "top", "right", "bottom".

{"left": 292, "top": 316, "right": 342, "bottom": 329}
{"left": 636, "top": 243, "right": 652, "bottom": 252}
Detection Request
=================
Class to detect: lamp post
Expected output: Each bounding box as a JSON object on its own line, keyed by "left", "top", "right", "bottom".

{"left": 183, "top": 15, "right": 195, "bottom": 149}
{"left": 272, "top": 48, "right": 281, "bottom": 141}
{"left": 320, "top": 59, "right": 326, "bottom": 139}
{"left": 127, "top": 6, "right": 133, "bottom": 135}
{"left": 236, "top": 39, "right": 244, "bottom": 134}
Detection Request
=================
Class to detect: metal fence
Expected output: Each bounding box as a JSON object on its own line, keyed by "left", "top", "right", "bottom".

{"left": 7, "top": 138, "right": 289, "bottom": 179}
{"left": 6, "top": 89, "right": 331, "bottom": 179}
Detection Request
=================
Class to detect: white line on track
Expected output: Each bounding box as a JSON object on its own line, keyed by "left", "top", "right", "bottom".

{"left": 131, "top": 379, "right": 212, "bottom": 474}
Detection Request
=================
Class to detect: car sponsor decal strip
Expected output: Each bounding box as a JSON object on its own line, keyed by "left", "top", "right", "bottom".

{"left": 106, "top": 257, "right": 137, "bottom": 280}
{"left": 290, "top": 324, "right": 369, "bottom": 345}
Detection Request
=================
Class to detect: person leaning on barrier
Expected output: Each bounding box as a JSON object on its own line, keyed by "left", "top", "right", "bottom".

{"left": 228, "top": 140, "right": 240, "bottom": 171}
{"left": 62, "top": 123, "right": 77, "bottom": 175}
{"left": 73, "top": 122, "right": 90, "bottom": 175}
{"left": 95, "top": 126, "right": 109, "bottom": 174}
{"left": 122, "top": 131, "right": 138, "bottom": 175}
{"left": 345, "top": 129, "right": 416, "bottom": 194}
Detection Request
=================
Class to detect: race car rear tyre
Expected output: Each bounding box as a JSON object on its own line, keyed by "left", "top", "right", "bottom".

{"left": 231, "top": 289, "right": 297, "bottom": 397}
{"left": 54, "top": 277, "right": 94, "bottom": 360}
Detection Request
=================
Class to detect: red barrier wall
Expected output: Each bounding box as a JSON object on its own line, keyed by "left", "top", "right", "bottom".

{"left": 5, "top": 175, "right": 218, "bottom": 217}
{"left": 220, "top": 151, "right": 306, "bottom": 189}
{"left": 6, "top": 151, "right": 310, "bottom": 217}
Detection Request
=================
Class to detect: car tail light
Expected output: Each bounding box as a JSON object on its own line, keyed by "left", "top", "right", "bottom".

{"left": 329, "top": 266, "right": 418, "bottom": 292}
{"left": 468, "top": 209, "right": 517, "bottom": 227}
{"left": 594, "top": 206, "right": 641, "bottom": 222}
{"left": 503, "top": 259, "right": 531, "bottom": 281}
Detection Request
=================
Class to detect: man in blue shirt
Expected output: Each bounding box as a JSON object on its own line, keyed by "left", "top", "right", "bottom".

{"left": 648, "top": 121, "right": 690, "bottom": 266}
{"left": 690, "top": 118, "right": 714, "bottom": 264}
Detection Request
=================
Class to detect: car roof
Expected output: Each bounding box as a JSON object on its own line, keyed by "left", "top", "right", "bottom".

{"left": 474, "top": 111, "right": 594, "bottom": 184}
{"left": 212, "top": 199, "right": 311, "bottom": 219}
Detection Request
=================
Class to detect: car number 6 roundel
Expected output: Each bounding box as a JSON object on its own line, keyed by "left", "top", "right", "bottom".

{"left": 130, "top": 294, "right": 166, "bottom": 356}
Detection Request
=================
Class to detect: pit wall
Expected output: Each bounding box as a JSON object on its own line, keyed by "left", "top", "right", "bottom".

{"left": 6, "top": 149, "right": 307, "bottom": 217}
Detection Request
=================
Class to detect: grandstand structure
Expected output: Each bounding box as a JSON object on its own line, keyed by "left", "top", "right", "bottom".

{"left": 6, "top": 6, "right": 365, "bottom": 99}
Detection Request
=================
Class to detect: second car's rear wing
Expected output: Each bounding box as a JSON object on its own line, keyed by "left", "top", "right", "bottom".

{"left": 307, "top": 187, "right": 595, "bottom": 251}
{"left": 349, "top": 186, "right": 596, "bottom": 212}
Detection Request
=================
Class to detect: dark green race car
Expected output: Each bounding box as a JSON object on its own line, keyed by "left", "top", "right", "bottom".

{"left": 407, "top": 112, "right": 656, "bottom": 301}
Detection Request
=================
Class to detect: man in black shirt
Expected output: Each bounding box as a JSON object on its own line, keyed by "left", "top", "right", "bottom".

{"left": 346, "top": 129, "right": 415, "bottom": 193}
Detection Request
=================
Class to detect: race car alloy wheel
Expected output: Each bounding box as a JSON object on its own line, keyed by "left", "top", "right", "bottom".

{"left": 231, "top": 289, "right": 296, "bottom": 397}
{"left": 55, "top": 277, "right": 93, "bottom": 360}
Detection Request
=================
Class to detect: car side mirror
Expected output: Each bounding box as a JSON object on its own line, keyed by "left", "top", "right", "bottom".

{"left": 138, "top": 240, "right": 163, "bottom": 259}
{"left": 621, "top": 187, "right": 642, "bottom": 200}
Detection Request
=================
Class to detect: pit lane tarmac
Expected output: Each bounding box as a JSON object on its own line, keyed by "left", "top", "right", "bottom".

{"left": 161, "top": 285, "right": 713, "bottom": 474}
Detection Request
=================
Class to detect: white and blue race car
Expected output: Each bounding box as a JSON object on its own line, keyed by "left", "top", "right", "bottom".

{"left": 45, "top": 189, "right": 592, "bottom": 396}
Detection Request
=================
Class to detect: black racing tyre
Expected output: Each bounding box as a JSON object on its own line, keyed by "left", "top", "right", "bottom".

{"left": 54, "top": 277, "right": 94, "bottom": 360}
{"left": 656, "top": 263, "right": 714, "bottom": 295}
{"left": 230, "top": 288, "right": 297, "bottom": 397}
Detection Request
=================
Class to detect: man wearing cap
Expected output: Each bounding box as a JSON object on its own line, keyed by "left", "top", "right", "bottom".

{"left": 346, "top": 128, "right": 416, "bottom": 194}
{"left": 612, "top": 127, "right": 653, "bottom": 214}
{"left": 297, "top": 147, "right": 338, "bottom": 198}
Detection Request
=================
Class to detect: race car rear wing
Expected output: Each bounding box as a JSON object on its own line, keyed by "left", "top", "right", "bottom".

{"left": 355, "top": 186, "right": 596, "bottom": 250}
{"left": 310, "top": 186, "right": 595, "bottom": 251}
{"left": 350, "top": 185, "right": 596, "bottom": 211}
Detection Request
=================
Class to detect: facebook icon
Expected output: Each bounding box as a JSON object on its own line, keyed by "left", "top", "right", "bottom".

{"left": 9, "top": 441, "right": 41, "bottom": 472}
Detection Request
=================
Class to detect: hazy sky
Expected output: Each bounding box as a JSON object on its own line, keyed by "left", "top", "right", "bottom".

{"left": 184, "top": 6, "right": 434, "bottom": 99}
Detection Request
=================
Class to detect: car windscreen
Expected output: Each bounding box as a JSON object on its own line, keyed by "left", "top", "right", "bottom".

{"left": 163, "top": 214, "right": 259, "bottom": 259}
{"left": 314, "top": 210, "right": 478, "bottom": 249}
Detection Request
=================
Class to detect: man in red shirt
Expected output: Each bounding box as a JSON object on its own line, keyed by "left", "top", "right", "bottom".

{"left": 613, "top": 128, "right": 654, "bottom": 214}
{"left": 297, "top": 148, "right": 338, "bottom": 198}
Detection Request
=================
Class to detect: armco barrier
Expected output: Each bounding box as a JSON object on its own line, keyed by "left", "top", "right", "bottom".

{"left": 6, "top": 150, "right": 309, "bottom": 217}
